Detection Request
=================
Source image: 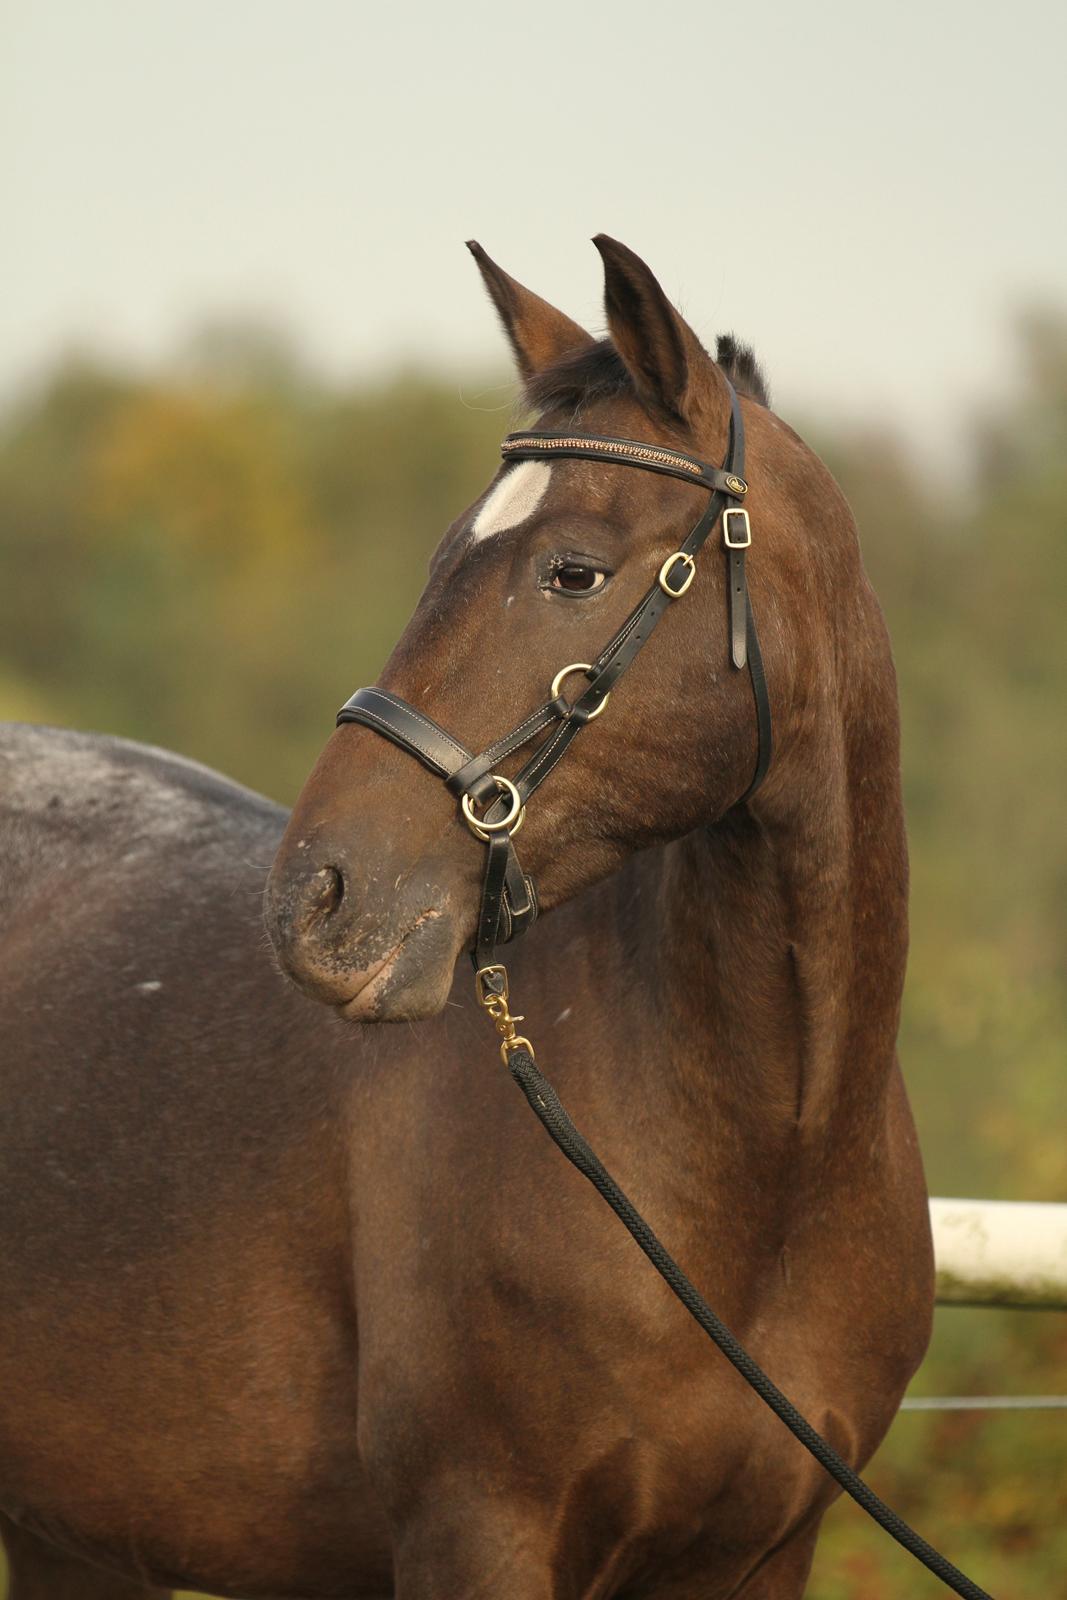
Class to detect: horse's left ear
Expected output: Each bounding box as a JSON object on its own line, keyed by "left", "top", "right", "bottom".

{"left": 467, "top": 241, "right": 594, "bottom": 380}
{"left": 593, "top": 234, "right": 720, "bottom": 428}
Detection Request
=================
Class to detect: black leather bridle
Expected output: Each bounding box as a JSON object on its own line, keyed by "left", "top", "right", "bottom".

{"left": 336, "top": 380, "right": 771, "bottom": 987}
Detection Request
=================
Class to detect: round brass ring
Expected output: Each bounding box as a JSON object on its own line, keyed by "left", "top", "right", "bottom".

{"left": 550, "top": 661, "right": 610, "bottom": 722}
{"left": 461, "top": 776, "right": 526, "bottom": 842}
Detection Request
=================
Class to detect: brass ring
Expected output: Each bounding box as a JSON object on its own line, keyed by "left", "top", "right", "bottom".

{"left": 461, "top": 776, "right": 526, "bottom": 842}
{"left": 550, "top": 662, "right": 610, "bottom": 722}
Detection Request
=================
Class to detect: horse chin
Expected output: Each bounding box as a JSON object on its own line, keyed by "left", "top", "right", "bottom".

{"left": 331, "top": 908, "right": 460, "bottom": 1023}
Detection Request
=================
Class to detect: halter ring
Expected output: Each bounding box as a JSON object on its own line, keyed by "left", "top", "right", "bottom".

{"left": 551, "top": 662, "right": 610, "bottom": 722}
{"left": 658, "top": 551, "right": 696, "bottom": 597}
{"left": 461, "top": 776, "right": 526, "bottom": 842}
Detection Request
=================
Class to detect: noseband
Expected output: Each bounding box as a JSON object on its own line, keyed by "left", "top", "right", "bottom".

{"left": 336, "top": 380, "right": 771, "bottom": 985}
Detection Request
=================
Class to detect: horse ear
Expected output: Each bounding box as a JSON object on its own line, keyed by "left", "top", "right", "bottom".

{"left": 592, "top": 234, "right": 717, "bottom": 427}
{"left": 466, "top": 241, "right": 593, "bottom": 380}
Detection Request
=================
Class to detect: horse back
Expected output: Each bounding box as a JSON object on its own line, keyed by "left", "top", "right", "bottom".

{"left": 0, "top": 724, "right": 390, "bottom": 1595}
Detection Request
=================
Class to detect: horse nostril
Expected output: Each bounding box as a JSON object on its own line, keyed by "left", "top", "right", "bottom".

{"left": 311, "top": 865, "right": 345, "bottom": 917}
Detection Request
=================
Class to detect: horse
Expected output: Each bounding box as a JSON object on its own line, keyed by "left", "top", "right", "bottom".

{"left": 0, "top": 236, "right": 934, "bottom": 1599}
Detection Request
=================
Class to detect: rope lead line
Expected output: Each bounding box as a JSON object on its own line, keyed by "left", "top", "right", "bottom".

{"left": 506, "top": 1047, "right": 995, "bottom": 1600}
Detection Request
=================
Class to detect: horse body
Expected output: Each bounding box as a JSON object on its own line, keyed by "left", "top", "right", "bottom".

{"left": 0, "top": 238, "right": 934, "bottom": 1598}
{"left": 0, "top": 726, "right": 389, "bottom": 1594}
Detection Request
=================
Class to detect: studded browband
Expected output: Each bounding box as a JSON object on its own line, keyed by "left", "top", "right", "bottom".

{"left": 336, "top": 381, "right": 772, "bottom": 975}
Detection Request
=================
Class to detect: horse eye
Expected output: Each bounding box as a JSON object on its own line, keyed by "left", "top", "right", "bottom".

{"left": 550, "top": 563, "right": 607, "bottom": 595}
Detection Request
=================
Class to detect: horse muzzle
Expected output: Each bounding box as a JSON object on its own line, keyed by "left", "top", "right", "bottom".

{"left": 263, "top": 848, "right": 460, "bottom": 1022}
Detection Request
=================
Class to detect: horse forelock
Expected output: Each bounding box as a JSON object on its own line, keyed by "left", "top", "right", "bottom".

{"left": 524, "top": 334, "right": 771, "bottom": 422}
{"left": 714, "top": 334, "right": 772, "bottom": 408}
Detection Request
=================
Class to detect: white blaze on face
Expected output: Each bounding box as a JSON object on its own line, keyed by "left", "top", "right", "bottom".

{"left": 471, "top": 461, "right": 552, "bottom": 541}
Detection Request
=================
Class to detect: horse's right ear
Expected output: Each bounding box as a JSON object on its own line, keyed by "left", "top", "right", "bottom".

{"left": 593, "top": 234, "right": 720, "bottom": 429}
{"left": 466, "top": 242, "right": 593, "bottom": 380}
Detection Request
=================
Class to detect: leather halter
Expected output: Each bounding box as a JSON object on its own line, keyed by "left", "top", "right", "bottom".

{"left": 336, "top": 381, "right": 772, "bottom": 977}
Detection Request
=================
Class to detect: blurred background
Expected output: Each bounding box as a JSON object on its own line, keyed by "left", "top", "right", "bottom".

{"left": 3, "top": 2, "right": 1065, "bottom": 1595}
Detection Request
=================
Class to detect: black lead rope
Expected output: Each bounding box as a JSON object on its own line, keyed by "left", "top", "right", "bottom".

{"left": 506, "top": 1046, "right": 994, "bottom": 1600}
{"left": 337, "top": 390, "right": 994, "bottom": 1598}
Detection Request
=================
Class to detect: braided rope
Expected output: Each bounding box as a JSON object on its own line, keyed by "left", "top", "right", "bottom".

{"left": 507, "top": 1048, "right": 994, "bottom": 1600}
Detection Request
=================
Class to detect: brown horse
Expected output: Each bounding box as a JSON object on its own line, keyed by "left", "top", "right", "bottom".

{"left": 0, "top": 238, "right": 933, "bottom": 1598}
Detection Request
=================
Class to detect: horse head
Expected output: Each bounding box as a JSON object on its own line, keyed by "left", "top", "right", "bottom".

{"left": 265, "top": 238, "right": 811, "bottom": 1021}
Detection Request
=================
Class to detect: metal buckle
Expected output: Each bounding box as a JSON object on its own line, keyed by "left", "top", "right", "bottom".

{"left": 550, "top": 662, "right": 610, "bottom": 721}
{"left": 657, "top": 551, "right": 696, "bottom": 597}
{"left": 461, "top": 775, "right": 526, "bottom": 841}
{"left": 474, "top": 963, "right": 510, "bottom": 1006}
{"left": 723, "top": 509, "right": 752, "bottom": 549}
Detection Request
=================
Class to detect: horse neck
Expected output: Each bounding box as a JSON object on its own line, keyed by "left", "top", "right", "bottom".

{"left": 622, "top": 622, "right": 908, "bottom": 1146}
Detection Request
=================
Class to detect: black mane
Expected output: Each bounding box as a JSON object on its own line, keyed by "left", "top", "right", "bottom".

{"left": 525, "top": 333, "right": 771, "bottom": 419}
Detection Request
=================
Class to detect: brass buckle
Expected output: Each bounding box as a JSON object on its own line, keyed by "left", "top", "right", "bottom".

{"left": 461, "top": 775, "right": 526, "bottom": 841}
{"left": 723, "top": 509, "right": 752, "bottom": 549}
{"left": 657, "top": 551, "right": 696, "bottom": 597}
{"left": 551, "top": 662, "right": 610, "bottom": 721}
{"left": 474, "top": 963, "right": 510, "bottom": 1006}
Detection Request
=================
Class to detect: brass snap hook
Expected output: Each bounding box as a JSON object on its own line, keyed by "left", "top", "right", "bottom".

{"left": 474, "top": 962, "right": 536, "bottom": 1064}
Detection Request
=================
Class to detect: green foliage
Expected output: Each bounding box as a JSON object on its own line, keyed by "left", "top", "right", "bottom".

{"left": 1, "top": 318, "right": 1064, "bottom": 1598}
{"left": 0, "top": 343, "right": 509, "bottom": 801}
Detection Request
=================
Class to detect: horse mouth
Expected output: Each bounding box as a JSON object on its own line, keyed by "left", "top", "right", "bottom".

{"left": 334, "top": 909, "right": 446, "bottom": 1021}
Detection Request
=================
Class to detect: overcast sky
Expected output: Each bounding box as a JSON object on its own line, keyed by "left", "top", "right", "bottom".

{"left": 3, "top": 0, "right": 1065, "bottom": 465}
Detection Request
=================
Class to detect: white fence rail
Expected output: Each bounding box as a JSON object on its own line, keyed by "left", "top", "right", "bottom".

{"left": 931, "top": 1198, "right": 1067, "bottom": 1309}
